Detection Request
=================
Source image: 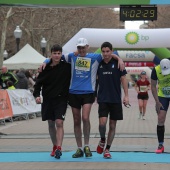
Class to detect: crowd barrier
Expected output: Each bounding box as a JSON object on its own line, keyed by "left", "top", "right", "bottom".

{"left": 0, "top": 89, "right": 41, "bottom": 124}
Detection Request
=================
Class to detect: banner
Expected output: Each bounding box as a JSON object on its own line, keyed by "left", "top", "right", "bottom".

{"left": 0, "top": 0, "right": 151, "bottom": 7}
{"left": 7, "top": 89, "right": 41, "bottom": 116}
{"left": 63, "top": 28, "right": 170, "bottom": 60}
{"left": 125, "top": 62, "right": 155, "bottom": 67}
{"left": 0, "top": 0, "right": 169, "bottom": 7}
{"left": 117, "top": 51, "right": 155, "bottom": 61}
{"left": 126, "top": 67, "right": 152, "bottom": 77}
{"left": 0, "top": 90, "right": 13, "bottom": 120}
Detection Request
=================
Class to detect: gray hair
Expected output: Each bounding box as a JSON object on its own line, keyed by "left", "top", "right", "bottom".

{"left": 19, "top": 68, "right": 25, "bottom": 73}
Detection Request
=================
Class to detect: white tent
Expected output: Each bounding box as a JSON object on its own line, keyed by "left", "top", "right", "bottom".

{"left": 3, "top": 44, "right": 46, "bottom": 70}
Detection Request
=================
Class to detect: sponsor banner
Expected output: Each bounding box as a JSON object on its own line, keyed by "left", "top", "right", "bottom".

{"left": 125, "top": 62, "right": 155, "bottom": 67}
{"left": 0, "top": 0, "right": 151, "bottom": 6}
{"left": 0, "top": 90, "right": 13, "bottom": 120}
{"left": 117, "top": 51, "right": 155, "bottom": 61}
{"left": 7, "top": 89, "right": 41, "bottom": 116}
{"left": 126, "top": 67, "right": 152, "bottom": 77}
{"left": 1, "top": 1, "right": 170, "bottom": 6}
{"left": 63, "top": 29, "right": 170, "bottom": 58}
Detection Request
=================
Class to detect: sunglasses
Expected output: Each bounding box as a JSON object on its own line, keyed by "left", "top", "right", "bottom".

{"left": 77, "top": 46, "right": 86, "bottom": 50}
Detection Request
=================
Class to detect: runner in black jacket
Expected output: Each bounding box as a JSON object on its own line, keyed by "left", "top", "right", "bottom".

{"left": 33, "top": 44, "right": 71, "bottom": 159}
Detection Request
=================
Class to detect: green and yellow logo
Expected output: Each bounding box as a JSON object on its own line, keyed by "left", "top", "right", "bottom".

{"left": 125, "top": 32, "right": 139, "bottom": 45}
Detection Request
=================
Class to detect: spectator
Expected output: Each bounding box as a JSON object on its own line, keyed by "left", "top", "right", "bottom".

{"left": 0, "top": 65, "right": 18, "bottom": 89}
{"left": 34, "top": 68, "right": 40, "bottom": 81}
{"left": 7, "top": 80, "right": 16, "bottom": 90}
{"left": 25, "top": 70, "right": 35, "bottom": 93}
{"left": 12, "top": 70, "right": 18, "bottom": 77}
{"left": 15, "top": 68, "right": 28, "bottom": 89}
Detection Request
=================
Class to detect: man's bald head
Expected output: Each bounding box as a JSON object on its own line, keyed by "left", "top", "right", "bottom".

{"left": 1, "top": 66, "right": 8, "bottom": 74}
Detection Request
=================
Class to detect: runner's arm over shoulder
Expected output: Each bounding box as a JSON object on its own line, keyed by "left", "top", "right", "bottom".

{"left": 44, "top": 58, "right": 50, "bottom": 64}
{"left": 39, "top": 55, "right": 59, "bottom": 71}
{"left": 41, "top": 55, "right": 66, "bottom": 70}
{"left": 111, "top": 53, "right": 124, "bottom": 71}
{"left": 39, "top": 58, "right": 50, "bottom": 71}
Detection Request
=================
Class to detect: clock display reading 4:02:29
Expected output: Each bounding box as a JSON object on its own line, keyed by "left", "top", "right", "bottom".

{"left": 120, "top": 7, "right": 157, "bottom": 21}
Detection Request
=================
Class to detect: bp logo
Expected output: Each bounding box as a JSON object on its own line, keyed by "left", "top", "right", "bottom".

{"left": 125, "top": 32, "right": 139, "bottom": 45}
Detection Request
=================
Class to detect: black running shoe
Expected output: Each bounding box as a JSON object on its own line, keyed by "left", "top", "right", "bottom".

{"left": 84, "top": 146, "right": 92, "bottom": 157}
{"left": 72, "top": 148, "right": 84, "bottom": 158}
{"left": 55, "top": 149, "right": 62, "bottom": 159}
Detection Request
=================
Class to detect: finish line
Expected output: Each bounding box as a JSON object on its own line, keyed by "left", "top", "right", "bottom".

{"left": 0, "top": 151, "right": 170, "bottom": 163}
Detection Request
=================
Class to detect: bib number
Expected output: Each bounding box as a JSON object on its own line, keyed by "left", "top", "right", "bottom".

{"left": 75, "top": 57, "right": 91, "bottom": 71}
{"left": 162, "top": 87, "right": 170, "bottom": 97}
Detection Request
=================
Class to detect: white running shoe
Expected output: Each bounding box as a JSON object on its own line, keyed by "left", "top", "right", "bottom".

{"left": 138, "top": 113, "right": 142, "bottom": 119}
{"left": 142, "top": 115, "right": 145, "bottom": 120}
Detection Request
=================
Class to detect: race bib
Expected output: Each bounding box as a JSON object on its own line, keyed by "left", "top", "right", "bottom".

{"left": 162, "top": 87, "right": 170, "bottom": 97}
{"left": 140, "top": 85, "right": 147, "bottom": 92}
{"left": 75, "top": 57, "right": 91, "bottom": 71}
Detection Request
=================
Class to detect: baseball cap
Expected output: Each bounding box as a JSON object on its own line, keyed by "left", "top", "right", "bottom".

{"left": 141, "top": 71, "right": 146, "bottom": 75}
{"left": 76, "top": 38, "right": 88, "bottom": 47}
{"left": 160, "top": 58, "right": 170, "bottom": 75}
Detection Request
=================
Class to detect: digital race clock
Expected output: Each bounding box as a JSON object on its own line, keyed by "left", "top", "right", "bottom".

{"left": 120, "top": 6, "right": 157, "bottom": 21}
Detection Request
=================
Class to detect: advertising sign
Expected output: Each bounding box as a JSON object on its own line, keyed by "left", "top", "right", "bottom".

{"left": 125, "top": 62, "right": 155, "bottom": 67}
{"left": 118, "top": 50, "right": 155, "bottom": 61}
{"left": 7, "top": 89, "right": 41, "bottom": 116}
{"left": 0, "top": 90, "right": 13, "bottom": 120}
{"left": 0, "top": 0, "right": 169, "bottom": 7}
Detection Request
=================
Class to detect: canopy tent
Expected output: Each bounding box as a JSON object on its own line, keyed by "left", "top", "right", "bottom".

{"left": 3, "top": 44, "right": 46, "bottom": 70}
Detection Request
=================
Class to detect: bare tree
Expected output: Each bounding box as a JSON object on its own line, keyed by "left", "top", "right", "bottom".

{"left": 148, "top": 7, "right": 170, "bottom": 28}
{"left": 0, "top": 7, "right": 14, "bottom": 67}
{"left": 0, "top": 7, "right": 120, "bottom": 61}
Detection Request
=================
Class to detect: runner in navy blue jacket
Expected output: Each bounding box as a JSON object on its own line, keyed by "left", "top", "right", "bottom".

{"left": 96, "top": 42, "right": 129, "bottom": 159}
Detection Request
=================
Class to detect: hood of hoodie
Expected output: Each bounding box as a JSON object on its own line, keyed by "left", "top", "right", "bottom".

{"left": 17, "top": 72, "right": 26, "bottom": 78}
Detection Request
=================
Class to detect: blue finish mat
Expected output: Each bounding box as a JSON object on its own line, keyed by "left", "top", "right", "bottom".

{"left": 0, "top": 151, "right": 170, "bottom": 163}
